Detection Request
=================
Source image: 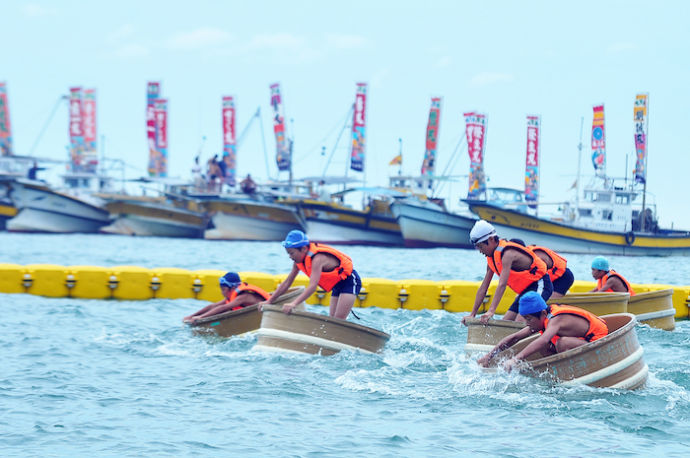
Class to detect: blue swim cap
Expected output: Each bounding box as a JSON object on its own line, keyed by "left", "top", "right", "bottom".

{"left": 282, "top": 230, "right": 309, "bottom": 248}
{"left": 591, "top": 256, "right": 609, "bottom": 271}
{"left": 219, "top": 272, "right": 241, "bottom": 288}
{"left": 518, "top": 291, "right": 548, "bottom": 316}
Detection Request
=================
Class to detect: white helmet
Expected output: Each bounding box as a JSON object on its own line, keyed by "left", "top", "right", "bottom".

{"left": 470, "top": 220, "right": 496, "bottom": 244}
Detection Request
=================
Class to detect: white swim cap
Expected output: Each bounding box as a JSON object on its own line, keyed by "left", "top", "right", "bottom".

{"left": 470, "top": 220, "right": 497, "bottom": 244}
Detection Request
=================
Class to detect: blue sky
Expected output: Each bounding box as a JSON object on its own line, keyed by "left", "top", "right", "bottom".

{"left": 3, "top": 1, "right": 690, "bottom": 227}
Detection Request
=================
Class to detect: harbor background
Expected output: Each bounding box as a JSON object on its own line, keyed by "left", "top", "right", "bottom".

{"left": 2, "top": 233, "right": 690, "bottom": 456}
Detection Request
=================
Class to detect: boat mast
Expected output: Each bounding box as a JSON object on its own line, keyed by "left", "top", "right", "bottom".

{"left": 640, "top": 95, "right": 650, "bottom": 232}
{"left": 576, "top": 117, "right": 583, "bottom": 211}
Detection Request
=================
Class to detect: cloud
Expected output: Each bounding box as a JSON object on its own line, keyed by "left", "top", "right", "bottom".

{"left": 246, "top": 33, "right": 306, "bottom": 51}
{"left": 166, "top": 27, "right": 233, "bottom": 50}
{"left": 23, "top": 3, "right": 57, "bottom": 16}
{"left": 607, "top": 42, "right": 638, "bottom": 54}
{"left": 114, "top": 43, "right": 150, "bottom": 58}
{"left": 436, "top": 56, "right": 452, "bottom": 69}
{"left": 108, "top": 24, "right": 135, "bottom": 45}
{"left": 326, "top": 34, "right": 367, "bottom": 49}
{"left": 470, "top": 72, "right": 514, "bottom": 87}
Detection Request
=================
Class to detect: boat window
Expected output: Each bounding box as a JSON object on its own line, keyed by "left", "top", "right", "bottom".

{"left": 615, "top": 194, "right": 630, "bottom": 204}
{"left": 602, "top": 210, "right": 613, "bottom": 220}
{"left": 579, "top": 208, "right": 592, "bottom": 217}
{"left": 595, "top": 192, "right": 611, "bottom": 202}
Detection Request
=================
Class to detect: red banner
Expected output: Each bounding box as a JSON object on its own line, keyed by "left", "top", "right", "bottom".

{"left": 464, "top": 112, "right": 487, "bottom": 199}
{"left": 148, "top": 98, "right": 168, "bottom": 177}
{"left": 222, "top": 96, "right": 237, "bottom": 186}
{"left": 270, "top": 83, "right": 290, "bottom": 171}
{"left": 350, "top": 83, "right": 367, "bottom": 172}
{"left": 82, "top": 88, "right": 98, "bottom": 172}
{"left": 146, "top": 82, "right": 161, "bottom": 176}
{"left": 525, "top": 116, "right": 540, "bottom": 208}
{"left": 0, "top": 82, "right": 13, "bottom": 156}
{"left": 421, "top": 97, "right": 441, "bottom": 176}
{"left": 633, "top": 94, "right": 648, "bottom": 184}
{"left": 69, "top": 87, "right": 85, "bottom": 171}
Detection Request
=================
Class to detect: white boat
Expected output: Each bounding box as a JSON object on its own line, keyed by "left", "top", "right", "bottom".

{"left": 390, "top": 196, "right": 475, "bottom": 248}
{"left": 6, "top": 178, "right": 109, "bottom": 233}
{"left": 203, "top": 198, "right": 305, "bottom": 241}
{"left": 100, "top": 198, "right": 209, "bottom": 238}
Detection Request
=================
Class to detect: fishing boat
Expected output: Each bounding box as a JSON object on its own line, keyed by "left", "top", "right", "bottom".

{"left": 253, "top": 304, "right": 390, "bottom": 355}
{"left": 190, "top": 287, "right": 305, "bottom": 338}
{"left": 627, "top": 289, "right": 675, "bottom": 331}
{"left": 491, "top": 313, "right": 648, "bottom": 390}
{"left": 547, "top": 292, "right": 630, "bottom": 316}
{"left": 202, "top": 197, "right": 305, "bottom": 241}
{"left": 467, "top": 96, "right": 690, "bottom": 256}
{"left": 98, "top": 179, "right": 210, "bottom": 238}
{"left": 5, "top": 178, "right": 110, "bottom": 233}
{"left": 0, "top": 188, "right": 17, "bottom": 230}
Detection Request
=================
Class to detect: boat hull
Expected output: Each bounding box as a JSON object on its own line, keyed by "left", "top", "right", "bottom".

{"left": 203, "top": 200, "right": 304, "bottom": 241}
{"left": 101, "top": 201, "right": 208, "bottom": 238}
{"left": 254, "top": 305, "right": 390, "bottom": 355}
{"left": 294, "top": 199, "right": 403, "bottom": 246}
{"left": 191, "top": 287, "right": 305, "bottom": 338}
{"left": 627, "top": 289, "right": 676, "bottom": 331}
{"left": 501, "top": 313, "right": 648, "bottom": 389}
{"left": 468, "top": 202, "right": 690, "bottom": 256}
{"left": 464, "top": 318, "right": 526, "bottom": 354}
{"left": 0, "top": 201, "right": 17, "bottom": 230}
{"left": 6, "top": 180, "right": 109, "bottom": 233}
{"left": 390, "top": 199, "right": 475, "bottom": 248}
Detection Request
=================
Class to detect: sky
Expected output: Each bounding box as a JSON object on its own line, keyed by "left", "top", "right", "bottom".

{"left": 2, "top": 0, "right": 690, "bottom": 228}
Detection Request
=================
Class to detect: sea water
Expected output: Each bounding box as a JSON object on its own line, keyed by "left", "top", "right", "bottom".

{"left": 1, "top": 233, "right": 689, "bottom": 457}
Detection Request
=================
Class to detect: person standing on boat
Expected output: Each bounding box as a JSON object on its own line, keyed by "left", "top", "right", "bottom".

{"left": 462, "top": 220, "right": 553, "bottom": 325}
{"left": 589, "top": 256, "right": 636, "bottom": 295}
{"left": 266, "top": 230, "right": 361, "bottom": 320}
{"left": 476, "top": 291, "right": 609, "bottom": 372}
{"left": 509, "top": 239, "right": 574, "bottom": 299}
{"left": 183, "top": 272, "right": 270, "bottom": 324}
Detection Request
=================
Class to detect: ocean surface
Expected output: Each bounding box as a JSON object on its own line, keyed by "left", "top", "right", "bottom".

{"left": 1, "top": 233, "right": 690, "bottom": 457}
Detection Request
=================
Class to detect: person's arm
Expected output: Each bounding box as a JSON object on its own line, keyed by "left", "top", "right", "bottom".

{"left": 477, "top": 326, "right": 534, "bottom": 367}
{"left": 462, "top": 266, "right": 494, "bottom": 326}
{"left": 266, "top": 265, "right": 299, "bottom": 304}
{"left": 480, "top": 253, "right": 516, "bottom": 324}
{"left": 504, "top": 321, "right": 560, "bottom": 372}
{"left": 282, "top": 257, "right": 326, "bottom": 313}
{"left": 599, "top": 277, "right": 624, "bottom": 293}
{"left": 183, "top": 298, "right": 226, "bottom": 322}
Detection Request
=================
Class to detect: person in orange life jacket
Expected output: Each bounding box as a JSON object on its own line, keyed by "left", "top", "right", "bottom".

{"left": 477, "top": 291, "right": 609, "bottom": 372}
{"left": 588, "top": 256, "right": 636, "bottom": 295}
{"left": 265, "top": 230, "right": 361, "bottom": 320}
{"left": 509, "top": 238, "right": 574, "bottom": 299}
{"left": 461, "top": 220, "right": 553, "bottom": 326}
{"left": 183, "top": 272, "right": 270, "bottom": 324}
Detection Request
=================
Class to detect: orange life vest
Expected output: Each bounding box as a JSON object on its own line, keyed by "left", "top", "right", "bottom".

{"left": 487, "top": 239, "right": 548, "bottom": 294}
{"left": 225, "top": 283, "right": 271, "bottom": 310}
{"left": 529, "top": 245, "right": 568, "bottom": 282}
{"left": 542, "top": 304, "right": 609, "bottom": 344}
{"left": 597, "top": 270, "right": 635, "bottom": 296}
{"left": 296, "top": 242, "right": 353, "bottom": 292}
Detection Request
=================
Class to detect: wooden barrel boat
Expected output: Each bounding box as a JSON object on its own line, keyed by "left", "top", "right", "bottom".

{"left": 491, "top": 313, "right": 648, "bottom": 390}
{"left": 190, "top": 287, "right": 305, "bottom": 338}
{"left": 253, "top": 304, "right": 390, "bottom": 355}
{"left": 627, "top": 289, "right": 676, "bottom": 331}
{"left": 547, "top": 292, "right": 630, "bottom": 316}
{"left": 464, "top": 318, "right": 525, "bottom": 354}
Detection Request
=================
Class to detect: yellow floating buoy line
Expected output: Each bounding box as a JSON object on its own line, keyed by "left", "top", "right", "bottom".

{"left": 1, "top": 263, "right": 689, "bottom": 319}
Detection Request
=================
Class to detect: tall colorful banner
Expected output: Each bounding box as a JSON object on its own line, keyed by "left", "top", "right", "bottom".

{"left": 525, "top": 115, "right": 540, "bottom": 209}
{"left": 0, "top": 82, "right": 13, "bottom": 156}
{"left": 270, "top": 83, "right": 290, "bottom": 171}
{"left": 68, "top": 87, "right": 86, "bottom": 172}
{"left": 350, "top": 82, "right": 367, "bottom": 172}
{"left": 464, "top": 112, "right": 487, "bottom": 199}
{"left": 421, "top": 97, "right": 441, "bottom": 176}
{"left": 591, "top": 104, "right": 606, "bottom": 176}
{"left": 222, "top": 96, "right": 237, "bottom": 186}
{"left": 149, "top": 98, "right": 168, "bottom": 177}
{"left": 633, "top": 93, "right": 649, "bottom": 184}
{"left": 82, "top": 88, "right": 98, "bottom": 173}
{"left": 146, "top": 82, "right": 161, "bottom": 176}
